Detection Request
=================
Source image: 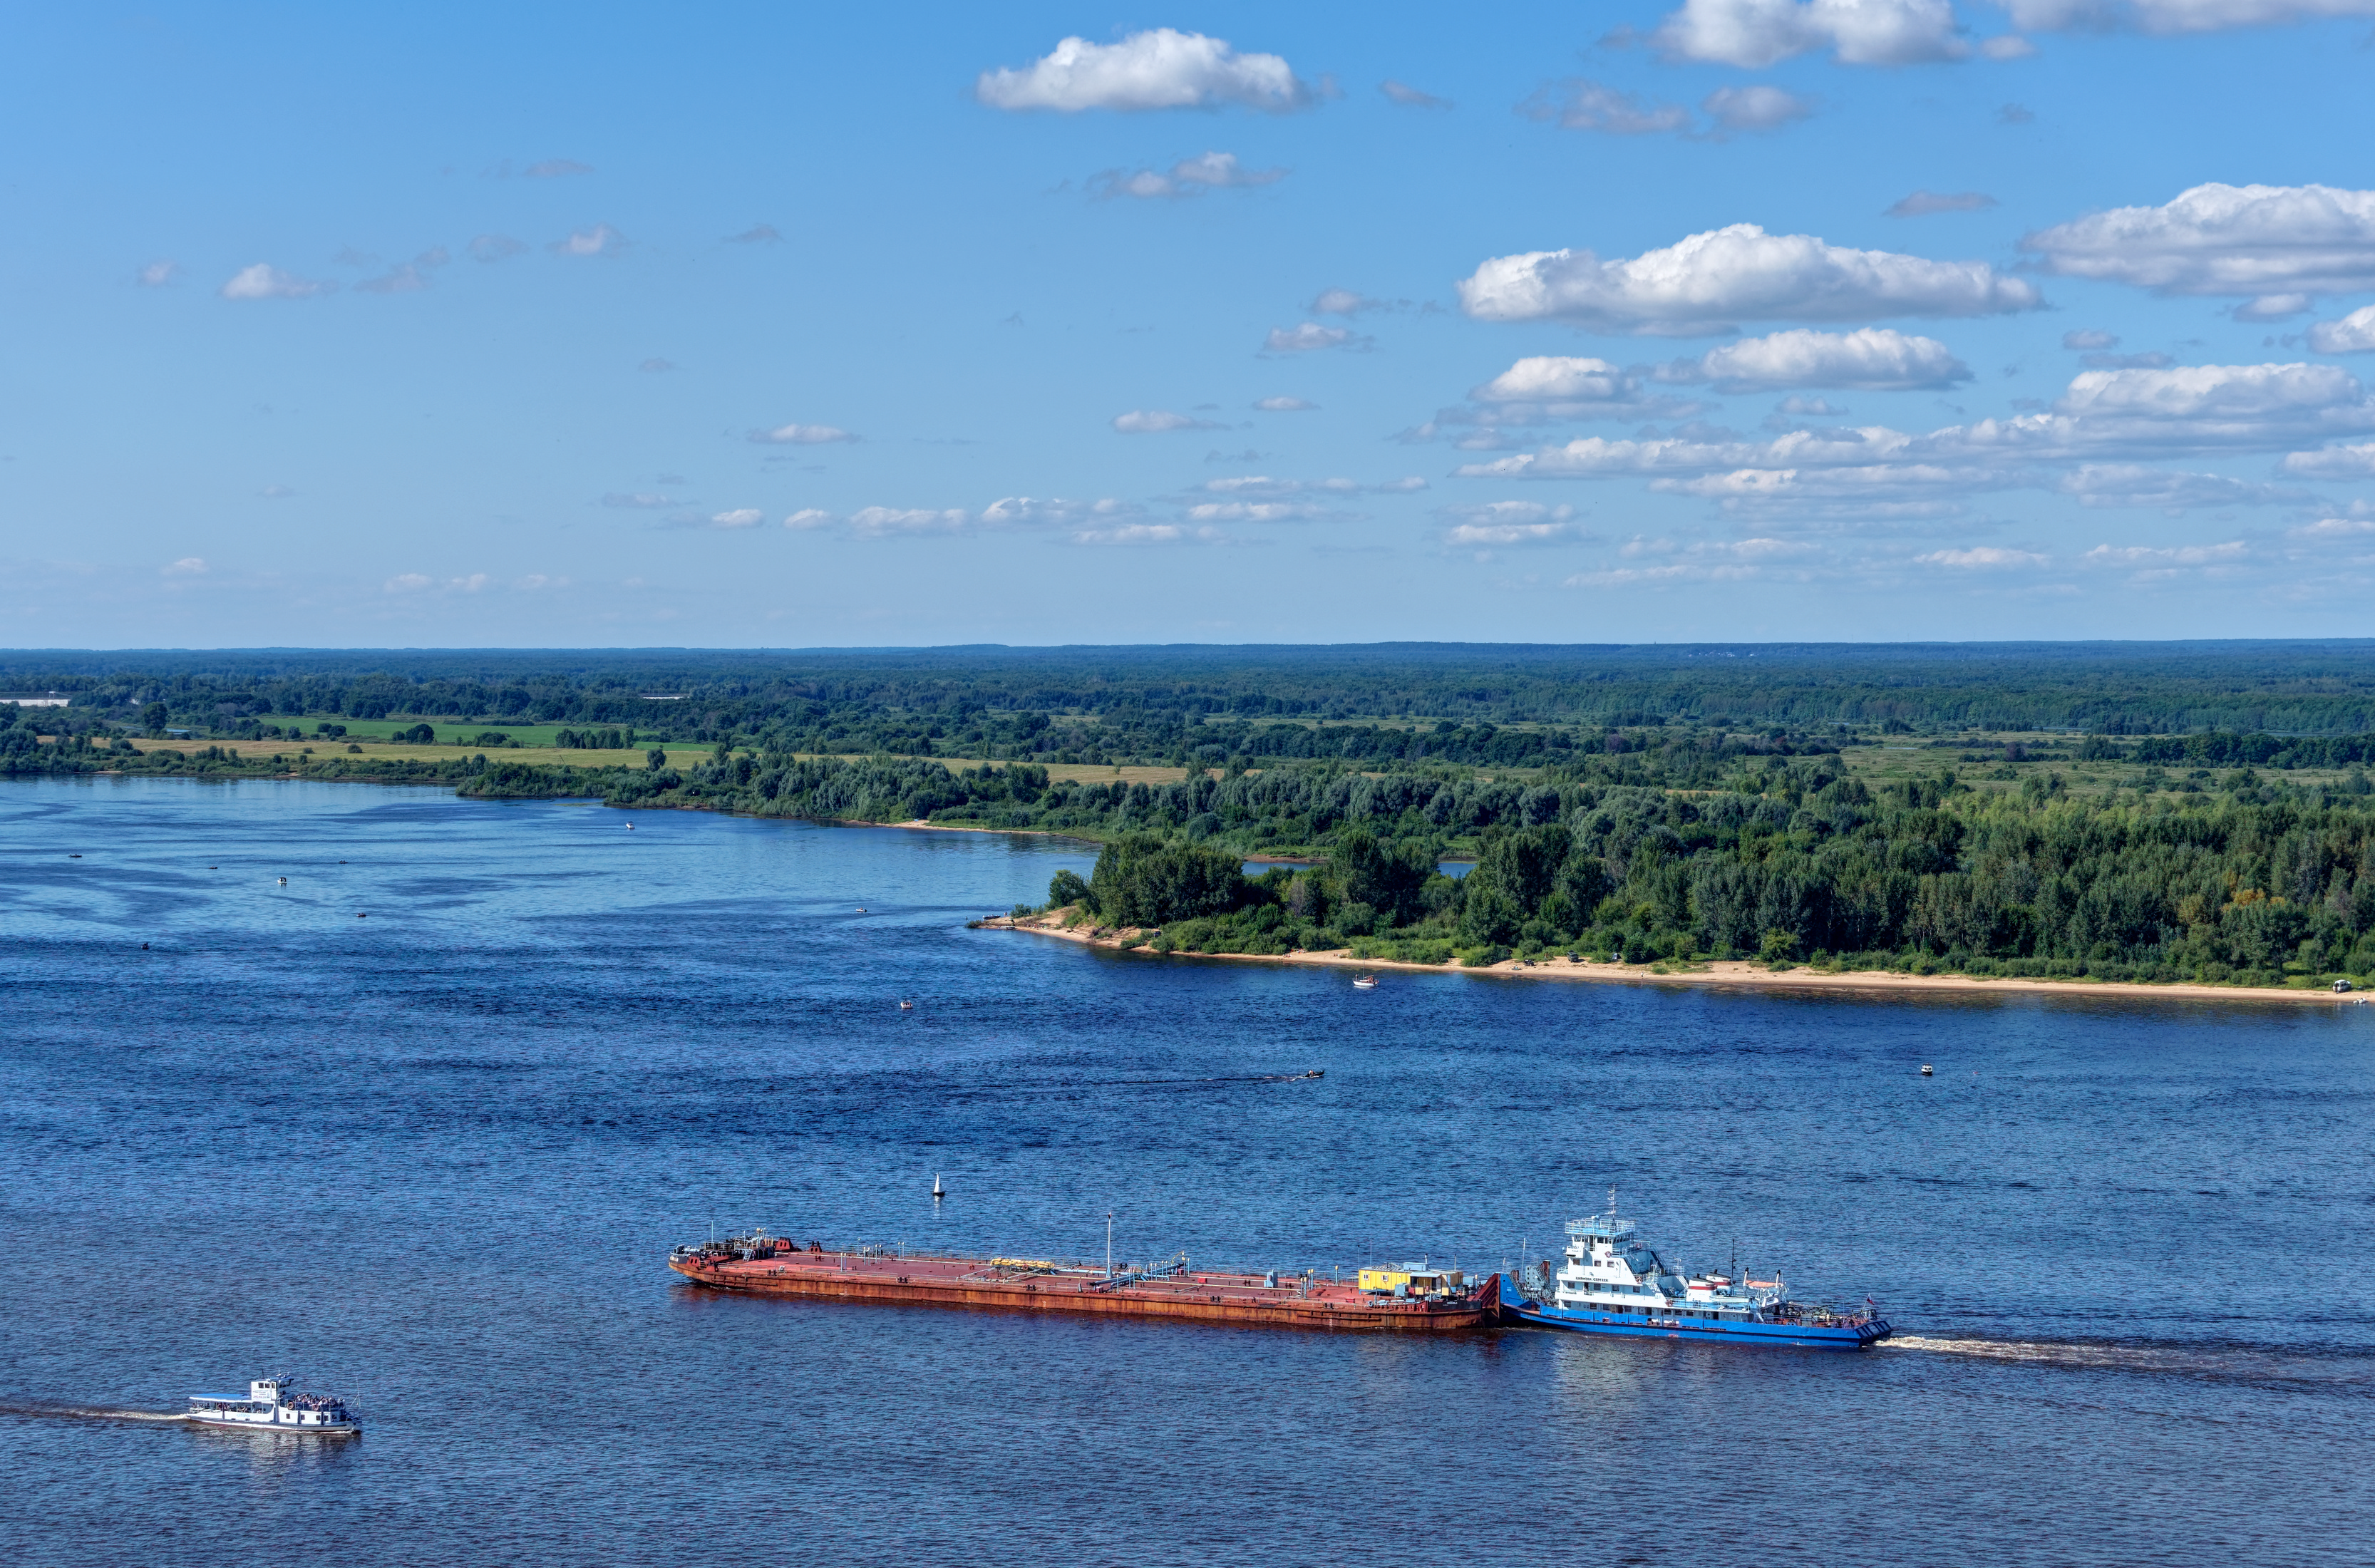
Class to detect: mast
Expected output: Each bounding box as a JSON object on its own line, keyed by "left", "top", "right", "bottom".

{"left": 1106, "top": 1209, "right": 1113, "bottom": 1278}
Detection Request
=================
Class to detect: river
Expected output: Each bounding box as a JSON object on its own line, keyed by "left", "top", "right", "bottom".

{"left": 1, "top": 776, "right": 2365, "bottom": 1563}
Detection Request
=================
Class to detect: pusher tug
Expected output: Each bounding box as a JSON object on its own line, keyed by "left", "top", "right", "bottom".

{"left": 186, "top": 1376, "right": 361, "bottom": 1434}
{"left": 1505, "top": 1192, "right": 1891, "bottom": 1351}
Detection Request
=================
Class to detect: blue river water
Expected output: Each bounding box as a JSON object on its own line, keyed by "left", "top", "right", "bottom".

{"left": 1, "top": 776, "right": 2368, "bottom": 1564}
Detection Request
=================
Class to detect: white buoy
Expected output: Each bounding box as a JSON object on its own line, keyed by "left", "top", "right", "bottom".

{"left": 932, "top": 1174, "right": 944, "bottom": 1200}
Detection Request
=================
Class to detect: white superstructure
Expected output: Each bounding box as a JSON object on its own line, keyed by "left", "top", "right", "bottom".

{"left": 186, "top": 1376, "right": 359, "bottom": 1434}
{"left": 1552, "top": 1195, "right": 1786, "bottom": 1328}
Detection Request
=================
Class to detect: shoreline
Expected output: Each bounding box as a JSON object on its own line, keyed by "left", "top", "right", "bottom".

{"left": 986, "top": 913, "right": 2369, "bottom": 1009}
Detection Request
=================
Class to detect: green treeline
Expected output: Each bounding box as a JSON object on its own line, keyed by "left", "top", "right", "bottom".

{"left": 23, "top": 642, "right": 2375, "bottom": 761}
{"left": 1058, "top": 763, "right": 2375, "bottom": 989}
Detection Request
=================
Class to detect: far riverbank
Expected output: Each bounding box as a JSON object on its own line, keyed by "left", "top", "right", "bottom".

{"left": 986, "top": 910, "right": 2369, "bottom": 1009}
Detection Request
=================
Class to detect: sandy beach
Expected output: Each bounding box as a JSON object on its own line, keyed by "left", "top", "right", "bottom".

{"left": 987, "top": 912, "right": 2366, "bottom": 1009}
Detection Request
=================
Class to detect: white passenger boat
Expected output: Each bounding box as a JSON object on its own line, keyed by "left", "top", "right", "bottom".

{"left": 186, "top": 1376, "right": 360, "bottom": 1434}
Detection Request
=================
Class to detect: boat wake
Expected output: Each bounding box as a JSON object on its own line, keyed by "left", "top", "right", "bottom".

{"left": 0, "top": 1401, "right": 190, "bottom": 1424}
{"left": 1885, "top": 1335, "right": 2374, "bottom": 1388}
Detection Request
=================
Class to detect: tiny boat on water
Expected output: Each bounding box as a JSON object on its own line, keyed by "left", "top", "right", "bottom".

{"left": 1352, "top": 974, "right": 1378, "bottom": 990}
{"left": 187, "top": 1376, "right": 360, "bottom": 1434}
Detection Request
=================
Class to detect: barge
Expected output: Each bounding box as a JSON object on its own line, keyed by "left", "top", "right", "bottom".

{"left": 669, "top": 1233, "right": 1500, "bottom": 1333}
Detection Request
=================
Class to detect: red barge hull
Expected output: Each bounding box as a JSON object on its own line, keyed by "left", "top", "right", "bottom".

{"left": 669, "top": 1247, "right": 1500, "bottom": 1333}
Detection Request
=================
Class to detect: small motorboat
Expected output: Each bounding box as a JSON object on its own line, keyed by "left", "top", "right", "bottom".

{"left": 899, "top": 1000, "right": 914, "bottom": 1011}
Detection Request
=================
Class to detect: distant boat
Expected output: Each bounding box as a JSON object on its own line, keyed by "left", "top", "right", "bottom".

{"left": 1353, "top": 974, "right": 1378, "bottom": 990}
{"left": 899, "top": 1000, "right": 914, "bottom": 1011}
{"left": 187, "top": 1376, "right": 359, "bottom": 1435}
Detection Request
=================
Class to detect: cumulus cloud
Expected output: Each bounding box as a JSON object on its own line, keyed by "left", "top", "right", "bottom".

{"left": 1473, "top": 356, "right": 1635, "bottom": 403}
{"left": 1069, "top": 523, "right": 1230, "bottom": 546}
{"left": 707, "top": 509, "right": 766, "bottom": 529}
{"left": 468, "top": 234, "right": 526, "bottom": 263}
{"left": 2024, "top": 185, "right": 2375, "bottom": 313}
{"left": 2310, "top": 304, "right": 2375, "bottom": 354}
{"left": 2082, "top": 540, "right": 2250, "bottom": 577}
{"left": 1091, "top": 150, "right": 1287, "bottom": 199}
{"left": 726, "top": 223, "right": 783, "bottom": 244}
{"left": 524, "top": 158, "right": 592, "bottom": 178}
{"left": 1113, "top": 409, "right": 1228, "bottom": 433}
{"left": 977, "top": 29, "right": 1308, "bottom": 113}
{"left": 1311, "top": 288, "right": 1384, "bottom": 315}
{"left": 2063, "top": 329, "right": 2119, "bottom": 351}
{"left": 1658, "top": 327, "right": 1972, "bottom": 391}
{"left": 551, "top": 223, "right": 628, "bottom": 257}
{"left": 748, "top": 422, "right": 856, "bottom": 445}
{"left": 220, "top": 263, "right": 333, "bottom": 301}
{"left": 1703, "top": 84, "right": 1816, "bottom": 133}
{"left": 138, "top": 259, "right": 178, "bottom": 287}
{"left": 1439, "top": 500, "right": 1596, "bottom": 548}
{"left": 1262, "top": 323, "right": 1369, "bottom": 352}
{"left": 1917, "top": 546, "right": 2049, "bottom": 568}
{"left": 1380, "top": 79, "right": 1451, "bottom": 108}
{"left": 1185, "top": 500, "right": 1355, "bottom": 522}
{"left": 163, "top": 557, "right": 209, "bottom": 575}
{"left": 1255, "top": 396, "right": 1317, "bottom": 411}
{"left": 602, "top": 492, "right": 678, "bottom": 509}
{"left": 1886, "top": 190, "right": 1998, "bottom": 217}
{"left": 1652, "top": 0, "right": 1969, "bottom": 66}
{"left": 384, "top": 572, "right": 492, "bottom": 594}
{"left": 2002, "top": 0, "right": 2375, "bottom": 34}
{"left": 785, "top": 497, "right": 1143, "bottom": 538}
{"left": 1457, "top": 224, "right": 2041, "bottom": 334}
{"left": 2056, "top": 463, "right": 2314, "bottom": 509}
{"left": 1942, "top": 362, "right": 2375, "bottom": 458}
{"left": 2280, "top": 441, "right": 2375, "bottom": 478}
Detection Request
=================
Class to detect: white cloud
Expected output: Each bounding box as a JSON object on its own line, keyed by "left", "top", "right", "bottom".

{"left": 468, "top": 234, "right": 526, "bottom": 263}
{"left": 1702, "top": 85, "right": 1815, "bottom": 133}
{"left": 1185, "top": 500, "right": 1353, "bottom": 522}
{"left": 783, "top": 509, "right": 835, "bottom": 530}
{"left": 1113, "top": 409, "right": 1227, "bottom": 433}
{"left": 1380, "top": 79, "right": 1451, "bottom": 108}
{"left": 1886, "top": 190, "right": 1998, "bottom": 218}
{"left": 2001, "top": 0, "right": 2375, "bottom": 34}
{"left": 2024, "top": 185, "right": 2375, "bottom": 311}
{"left": 1312, "top": 288, "right": 1385, "bottom": 315}
{"left": 1942, "top": 362, "right": 2375, "bottom": 458}
{"left": 1460, "top": 425, "right": 1925, "bottom": 480}
{"left": 1458, "top": 224, "right": 2041, "bottom": 334}
{"left": 2309, "top": 304, "right": 2375, "bottom": 354}
{"left": 2056, "top": 464, "right": 2312, "bottom": 509}
{"left": 1091, "top": 150, "right": 1287, "bottom": 200}
{"left": 977, "top": 29, "right": 1307, "bottom": 113}
{"left": 748, "top": 422, "right": 856, "bottom": 445}
{"left": 602, "top": 492, "right": 677, "bottom": 509}
{"left": 1255, "top": 396, "right": 1317, "bottom": 411}
{"left": 1652, "top": 0, "right": 1968, "bottom": 67}
{"left": 220, "top": 263, "right": 332, "bottom": 300}
{"left": 2081, "top": 540, "right": 2250, "bottom": 574}
{"left": 163, "top": 557, "right": 209, "bottom": 575}
{"left": 524, "top": 158, "right": 593, "bottom": 177}
{"left": 1917, "top": 546, "right": 2049, "bottom": 568}
{"left": 383, "top": 572, "right": 493, "bottom": 593}
{"left": 977, "top": 496, "right": 1140, "bottom": 526}
{"left": 848, "top": 507, "right": 970, "bottom": 537}
{"left": 1660, "top": 327, "right": 1972, "bottom": 391}
{"left": 2063, "top": 329, "right": 2119, "bottom": 351}
{"left": 1070, "top": 523, "right": 1230, "bottom": 546}
{"left": 385, "top": 573, "right": 433, "bottom": 592}
{"left": 1473, "top": 356, "right": 1634, "bottom": 403}
{"left": 551, "top": 223, "right": 628, "bottom": 257}
{"left": 2236, "top": 293, "right": 2310, "bottom": 321}
{"left": 1263, "top": 323, "right": 1368, "bottom": 352}
{"left": 1439, "top": 500, "right": 1595, "bottom": 547}
{"left": 709, "top": 508, "right": 766, "bottom": 528}
{"left": 137, "top": 259, "right": 178, "bottom": 287}
{"left": 2280, "top": 441, "right": 2375, "bottom": 478}
{"left": 1980, "top": 33, "right": 2039, "bottom": 55}
{"left": 1565, "top": 535, "right": 1823, "bottom": 587}
{"left": 1522, "top": 79, "right": 1692, "bottom": 135}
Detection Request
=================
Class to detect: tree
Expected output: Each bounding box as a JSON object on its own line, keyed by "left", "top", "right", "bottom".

{"left": 1088, "top": 834, "right": 1255, "bottom": 927}
{"left": 1048, "top": 869, "right": 1091, "bottom": 909}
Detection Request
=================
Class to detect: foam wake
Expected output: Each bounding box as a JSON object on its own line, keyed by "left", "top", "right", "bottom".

{"left": 0, "top": 1401, "right": 190, "bottom": 1424}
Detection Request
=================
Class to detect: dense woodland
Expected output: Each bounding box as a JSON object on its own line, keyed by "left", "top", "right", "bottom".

{"left": 19, "top": 641, "right": 2375, "bottom": 758}
{"left": 16, "top": 644, "right": 2375, "bottom": 987}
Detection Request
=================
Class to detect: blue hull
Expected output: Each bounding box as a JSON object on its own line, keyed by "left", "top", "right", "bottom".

{"left": 1506, "top": 1297, "right": 1890, "bottom": 1351}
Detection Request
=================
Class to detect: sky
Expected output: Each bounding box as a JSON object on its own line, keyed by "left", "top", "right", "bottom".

{"left": 7, "top": 1, "right": 2375, "bottom": 648}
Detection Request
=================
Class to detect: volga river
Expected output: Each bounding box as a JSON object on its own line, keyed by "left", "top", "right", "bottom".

{"left": 1, "top": 777, "right": 2366, "bottom": 1564}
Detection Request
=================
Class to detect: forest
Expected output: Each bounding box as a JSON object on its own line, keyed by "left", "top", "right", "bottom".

{"left": 15, "top": 644, "right": 2375, "bottom": 988}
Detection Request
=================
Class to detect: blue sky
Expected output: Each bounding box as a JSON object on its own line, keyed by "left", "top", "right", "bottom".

{"left": 8, "top": 1, "right": 2375, "bottom": 647}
